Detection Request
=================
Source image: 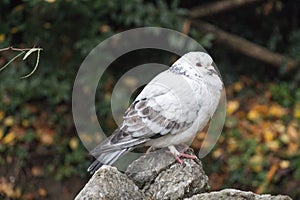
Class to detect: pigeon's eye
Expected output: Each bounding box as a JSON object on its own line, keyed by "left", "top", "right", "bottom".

{"left": 196, "top": 62, "right": 202, "bottom": 67}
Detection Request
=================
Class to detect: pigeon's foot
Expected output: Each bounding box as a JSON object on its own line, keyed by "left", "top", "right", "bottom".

{"left": 167, "top": 145, "right": 197, "bottom": 164}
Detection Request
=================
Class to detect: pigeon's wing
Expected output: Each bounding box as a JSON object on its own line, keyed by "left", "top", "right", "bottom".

{"left": 93, "top": 71, "right": 201, "bottom": 153}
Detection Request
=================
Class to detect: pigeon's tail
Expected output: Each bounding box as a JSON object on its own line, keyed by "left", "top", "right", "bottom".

{"left": 87, "top": 147, "right": 131, "bottom": 174}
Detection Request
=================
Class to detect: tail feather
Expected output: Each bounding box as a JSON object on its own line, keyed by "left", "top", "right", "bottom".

{"left": 87, "top": 148, "right": 130, "bottom": 174}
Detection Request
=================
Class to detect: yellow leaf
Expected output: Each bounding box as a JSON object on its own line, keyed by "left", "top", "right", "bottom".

{"left": 21, "top": 119, "right": 30, "bottom": 127}
{"left": 253, "top": 104, "right": 269, "bottom": 114}
{"left": 227, "top": 138, "right": 238, "bottom": 152}
{"left": 0, "top": 34, "right": 5, "bottom": 43}
{"left": 279, "top": 160, "right": 290, "bottom": 169}
{"left": 0, "top": 128, "right": 3, "bottom": 139}
{"left": 250, "top": 155, "right": 263, "bottom": 172}
{"left": 233, "top": 82, "right": 243, "bottom": 92}
{"left": 268, "top": 104, "right": 287, "bottom": 118}
{"left": 294, "top": 102, "right": 300, "bottom": 118}
{"left": 227, "top": 100, "right": 240, "bottom": 115}
{"left": 250, "top": 154, "right": 263, "bottom": 164}
{"left": 212, "top": 148, "right": 223, "bottom": 158}
{"left": 4, "top": 116, "right": 14, "bottom": 127}
{"left": 280, "top": 133, "right": 290, "bottom": 144}
{"left": 263, "top": 129, "right": 274, "bottom": 142}
{"left": 2, "top": 132, "right": 15, "bottom": 144}
{"left": 69, "top": 137, "right": 79, "bottom": 150}
{"left": 247, "top": 109, "right": 261, "bottom": 121}
{"left": 0, "top": 110, "right": 4, "bottom": 121}
{"left": 266, "top": 141, "right": 280, "bottom": 151}
{"left": 272, "top": 121, "right": 285, "bottom": 134}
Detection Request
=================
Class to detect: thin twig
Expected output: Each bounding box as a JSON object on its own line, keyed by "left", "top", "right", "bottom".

{"left": 20, "top": 48, "right": 42, "bottom": 79}
{"left": 0, "top": 51, "right": 26, "bottom": 72}
{"left": 0, "top": 46, "right": 43, "bottom": 78}
{"left": 0, "top": 46, "right": 35, "bottom": 52}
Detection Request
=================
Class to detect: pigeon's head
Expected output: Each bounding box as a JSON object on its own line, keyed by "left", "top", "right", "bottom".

{"left": 171, "top": 52, "right": 221, "bottom": 82}
{"left": 182, "top": 52, "right": 213, "bottom": 68}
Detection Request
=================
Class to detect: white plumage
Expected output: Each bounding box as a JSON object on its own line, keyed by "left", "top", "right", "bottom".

{"left": 88, "top": 52, "right": 223, "bottom": 174}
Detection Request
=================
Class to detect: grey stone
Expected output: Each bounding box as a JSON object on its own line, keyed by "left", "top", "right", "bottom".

{"left": 126, "top": 148, "right": 210, "bottom": 199}
{"left": 74, "top": 166, "right": 144, "bottom": 200}
{"left": 75, "top": 149, "right": 293, "bottom": 200}
{"left": 185, "top": 189, "right": 293, "bottom": 200}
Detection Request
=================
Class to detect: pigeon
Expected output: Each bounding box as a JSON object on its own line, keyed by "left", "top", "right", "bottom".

{"left": 87, "top": 52, "right": 223, "bottom": 174}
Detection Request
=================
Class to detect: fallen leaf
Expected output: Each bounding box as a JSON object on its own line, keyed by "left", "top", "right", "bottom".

{"left": 233, "top": 81, "right": 243, "bottom": 92}
{"left": 2, "top": 132, "right": 15, "bottom": 144}
{"left": 0, "top": 110, "right": 4, "bottom": 121}
{"left": 38, "top": 188, "right": 47, "bottom": 197}
{"left": 31, "top": 166, "right": 44, "bottom": 177}
{"left": 36, "top": 127, "right": 55, "bottom": 145}
{"left": 279, "top": 160, "right": 290, "bottom": 169}
{"left": 227, "top": 100, "right": 240, "bottom": 115}
{"left": 266, "top": 141, "right": 280, "bottom": 151}
{"left": 280, "top": 133, "right": 290, "bottom": 144}
{"left": 227, "top": 138, "right": 238, "bottom": 152}
{"left": 4, "top": 116, "right": 14, "bottom": 127}
{"left": 69, "top": 137, "right": 79, "bottom": 150}
{"left": 263, "top": 129, "right": 275, "bottom": 142}
{"left": 287, "top": 143, "right": 298, "bottom": 156}
{"left": 268, "top": 104, "right": 287, "bottom": 118}
{"left": 212, "top": 148, "right": 223, "bottom": 159}
{"left": 294, "top": 102, "right": 300, "bottom": 118}
{"left": 21, "top": 119, "right": 30, "bottom": 127}
{"left": 0, "top": 128, "right": 3, "bottom": 139}
{"left": 250, "top": 154, "right": 263, "bottom": 172}
{"left": 287, "top": 122, "right": 298, "bottom": 140}
{"left": 266, "top": 164, "right": 279, "bottom": 184}
{"left": 247, "top": 109, "right": 261, "bottom": 121}
{"left": 272, "top": 121, "right": 285, "bottom": 134}
{"left": 0, "top": 177, "right": 21, "bottom": 198}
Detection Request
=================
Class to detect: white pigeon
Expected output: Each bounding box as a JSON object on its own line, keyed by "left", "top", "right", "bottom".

{"left": 87, "top": 52, "right": 223, "bottom": 174}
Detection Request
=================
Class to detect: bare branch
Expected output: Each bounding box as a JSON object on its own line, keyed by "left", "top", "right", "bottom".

{"left": 192, "top": 20, "right": 297, "bottom": 70}
{"left": 190, "top": 0, "right": 265, "bottom": 19}
{"left": 0, "top": 46, "right": 35, "bottom": 52}
{"left": 0, "top": 46, "right": 43, "bottom": 78}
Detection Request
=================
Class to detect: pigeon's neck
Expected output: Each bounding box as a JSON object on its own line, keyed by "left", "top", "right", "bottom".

{"left": 169, "top": 63, "right": 202, "bottom": 82}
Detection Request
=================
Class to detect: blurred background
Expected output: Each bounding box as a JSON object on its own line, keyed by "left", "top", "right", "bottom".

{"left": 0, "top": 0, "right": 299, "bottom": 199}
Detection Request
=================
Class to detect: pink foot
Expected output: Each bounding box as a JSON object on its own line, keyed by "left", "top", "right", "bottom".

{"left": 167, "top": 145, "right": 198, "bottom": 164}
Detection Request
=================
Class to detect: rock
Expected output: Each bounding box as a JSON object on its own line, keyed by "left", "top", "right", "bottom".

{"left": 74, "top": 166, "right": 144, "bottom": 200}
{"left": 75, "top": 149, "right": 293, "bottom": 200}
{"left": 185, "top": 189, "right": 293, "bottom": 200}
{"left": 126, "top": 148, "right": 210, "bottom": 199}
{"left": 75, "top": 148, "right": 209, "bottom": 200}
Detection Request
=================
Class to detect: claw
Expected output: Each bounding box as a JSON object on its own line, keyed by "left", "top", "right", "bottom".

{"left": 167, "top": 145, "right": 197, "bottom": 164}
